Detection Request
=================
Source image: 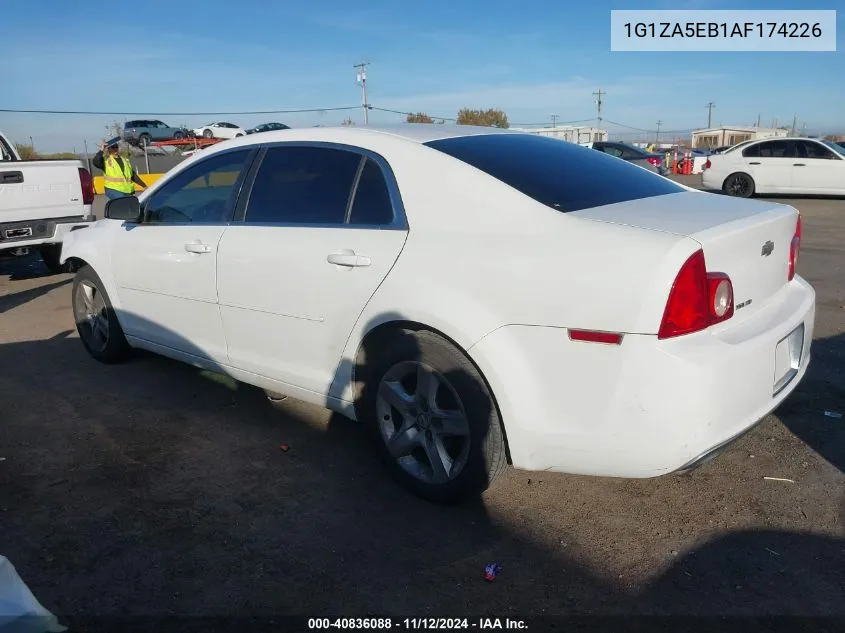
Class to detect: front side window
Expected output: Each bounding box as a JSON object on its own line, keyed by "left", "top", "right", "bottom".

{"left": 245, "top": 146, "right": 362, "bottom": 224}
{"left": 799, "top": 141, "right": 837, "bottom": 160}
{"left": 425, "top": 134, "right": 684, "bottom": 213}
{"left": 144, "top": 149, "right": 251, "bottom": 224}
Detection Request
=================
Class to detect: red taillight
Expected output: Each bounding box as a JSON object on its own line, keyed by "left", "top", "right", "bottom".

{"left": 647, "top": 156, "right": 661, "bottom": 166}
{"left": 788, "top": 214, "right": 802, "bottom": 281}
{"left": 703, "top": 159, "right": 711, "bottom": 170}
{"left": 78, "top": 168, "right": 94, "bottom": 205}
{"left": 658, "top": 249, "right": 733, "bottom": 339}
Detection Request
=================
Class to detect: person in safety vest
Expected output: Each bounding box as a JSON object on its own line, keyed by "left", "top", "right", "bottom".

{"left": 92, "top": 137, "right": 147, "bottom": 200}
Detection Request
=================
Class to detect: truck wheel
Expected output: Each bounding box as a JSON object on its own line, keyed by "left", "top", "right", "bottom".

{"left": 357, "top": 328, "right": 508, "bottom": 504}
{"left": 71, "top": 265, "right": 130, "bottom": 364}
{"left": 39, "top": 244, "right": 66, "bottom": 274}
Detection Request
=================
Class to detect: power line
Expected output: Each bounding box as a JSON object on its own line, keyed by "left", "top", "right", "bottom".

{"left": 0, "top": 106, "right": 361, "bottom": 116}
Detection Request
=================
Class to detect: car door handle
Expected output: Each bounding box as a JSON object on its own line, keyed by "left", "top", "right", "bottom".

{"left": 0, "top": 171, "right": 24, "bottom": 184}
{"left": 793, "top": 163, "right": 806, "bottom": 167}
{"left": 327, "top": 251, "right": 371, "bottom": 267}
{"left": 184, "top": 241, "right": 212, "bottom": 254}
{"left": 748, "top": 161, "right": 761, "bottom": 165}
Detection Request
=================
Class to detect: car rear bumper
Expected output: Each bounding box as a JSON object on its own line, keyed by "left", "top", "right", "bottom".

{"left": 467, "top": 276, "right": 816, "bottom": 478}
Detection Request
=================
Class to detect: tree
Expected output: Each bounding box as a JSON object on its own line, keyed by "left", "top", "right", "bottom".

{"left": 406, "top": 112, "right": 434, "bottom": 124}
{"left": 14, "top": 143, "right": 39, "bottom": 160}
{"left": 456, "top": 108, "right": 509, "bottom": 128}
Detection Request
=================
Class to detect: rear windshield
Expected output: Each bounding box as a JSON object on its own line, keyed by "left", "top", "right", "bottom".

{"left": 424, "top": 134, "right": 684, "bottom": 213}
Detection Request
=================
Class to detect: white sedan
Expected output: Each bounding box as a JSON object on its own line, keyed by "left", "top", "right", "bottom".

{"left": 191, "top": 121, "right": 246, "bottom": 140}
{"left": 60, "top": 124, "right": 815, "bottom": 503}
{"left": 702, "top": 137, "right": 845, "bottom": 197}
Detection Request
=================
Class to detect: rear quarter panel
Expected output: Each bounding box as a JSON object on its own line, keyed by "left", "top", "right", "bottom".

{"left": 331, "top": 141, "right": 699, "bottom": 401}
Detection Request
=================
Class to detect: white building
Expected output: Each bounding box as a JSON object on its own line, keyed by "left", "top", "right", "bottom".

{"left": 512, "top": 126, "right": 607, "bottom": 144}
{"left": 691, "top": 126, "right": 788, "bottom": 149}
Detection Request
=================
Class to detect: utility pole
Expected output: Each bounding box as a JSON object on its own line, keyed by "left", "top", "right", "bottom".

{"left": 354, "top": 62, "right": 370, "bottom": 124}
{"left": 655, "top": 120, "right": 663, "bottom": 142}
{"left": 756, "top": 113, "right": 761, "bottom": 128}
{"left": 593, "top": 89, "right": 604, "bottom": 133}
{"left": 705, "top": 102, "right": 715, "bottom": 128}
{"left": 551, "top": 114, "right": 559, "bottom": 128}
{"left": 791, "top": 114, "right": 797, "bottom": 136}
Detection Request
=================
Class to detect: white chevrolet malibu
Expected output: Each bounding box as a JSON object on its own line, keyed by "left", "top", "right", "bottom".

{"left": 60, "top": 124, "right": 815, "bottom": 503}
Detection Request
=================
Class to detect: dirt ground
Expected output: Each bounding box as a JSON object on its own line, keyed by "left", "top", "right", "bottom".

{"left": 1, "top": 183, "right": 843, "bottom": 627}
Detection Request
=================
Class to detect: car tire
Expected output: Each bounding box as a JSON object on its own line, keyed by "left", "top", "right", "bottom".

{"left": 39, "top": 244, "right": 66, "bottom": 275}
{"left": 723, "top": 172, "right": 755, "bottom": 198}
{"left": 203, "top": 129, "right": 213, "bottom": 139}
{"left": 356, "top": 328, "right": 507, "bottom": 504}
{"left": 71, "top": 265, "right": 130, "bottom": 364}
{"left": 235, "top": 133, "right": 244, "bottom": 137}
{"left": 174, "top": 131, "right": 185, "bottom": 140}
{"left": 139, "top": 133, "right": 151, "bottom": 147}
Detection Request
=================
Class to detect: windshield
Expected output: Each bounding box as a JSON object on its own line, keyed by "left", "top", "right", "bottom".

{"left": 425, "top": 134, "right": 684, "bottom": 213}
{"left": 821, "top": 140, "right": 845, "bottom": 155}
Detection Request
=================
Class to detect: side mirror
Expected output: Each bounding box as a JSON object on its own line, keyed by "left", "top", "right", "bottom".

{"left": 105, "top": 196, "right": 142, "bottom": 223}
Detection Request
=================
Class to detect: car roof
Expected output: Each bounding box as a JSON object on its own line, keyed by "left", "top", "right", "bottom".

{"left": 258, "top": 123, "right": 518, "bottom": 144}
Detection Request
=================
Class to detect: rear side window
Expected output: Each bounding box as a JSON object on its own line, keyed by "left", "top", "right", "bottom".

{"left": 245, "top": 146, "right": 361, "bottom": 224}
{"left": 425, "top": 134, "right": 684, "bottom": 213}
{"left": 349, "top": 159, "right": 394, "bottom": 225}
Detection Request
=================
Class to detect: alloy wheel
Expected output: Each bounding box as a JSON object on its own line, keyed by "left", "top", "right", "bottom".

{"left": 375, "top": 361, "right": 471, "bottom": 485}
{"left": 74, "top": 281, "right": 109, "bottom": 352}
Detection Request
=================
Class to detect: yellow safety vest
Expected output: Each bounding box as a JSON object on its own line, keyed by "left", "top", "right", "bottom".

{"left": 103, "top": 155, "right": 135, "bottom": 193}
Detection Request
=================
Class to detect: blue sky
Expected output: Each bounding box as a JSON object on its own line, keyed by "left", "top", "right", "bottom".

{"left": 2, "top": 0, "right": 842, "bottom": 151}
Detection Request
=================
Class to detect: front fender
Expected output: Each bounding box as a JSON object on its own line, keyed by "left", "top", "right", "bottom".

{"left": 60, "top": 220, "right": 123, "bottom": 311}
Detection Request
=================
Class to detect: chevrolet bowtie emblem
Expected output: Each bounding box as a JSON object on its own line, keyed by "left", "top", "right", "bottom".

{"left": 761, "top": 240, "right": 774, "bottom": 256}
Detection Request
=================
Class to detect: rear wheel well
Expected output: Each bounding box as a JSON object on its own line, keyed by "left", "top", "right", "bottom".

{"left": 351, "top": 319, "right": 512, "bottom": 465}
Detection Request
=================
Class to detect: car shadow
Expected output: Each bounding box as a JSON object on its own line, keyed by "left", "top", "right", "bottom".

{"left": 1, "top": 308, "right": 843, "bottom": 626}
{"left": 0, "top": 252, "right": 62, "bottom": 282}
{"left": 775, "top": 332, "right": 845, "bottom": 476}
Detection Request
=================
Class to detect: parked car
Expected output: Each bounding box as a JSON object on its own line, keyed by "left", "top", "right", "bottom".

{"left": 590, "top": 141, "right": 666, "bottom": 174}
{"left": 0, "top": 130, "right": 94, "bottom": 273}
{"left": 192, "top": 122, "right": 246, "bottom": 140}
{"left": 123, "top": 120, "right": 189, "bottom": 146}
{"left": 61, "top": 125, "right": 814, "bottom": 503}
{"left": 246, "top": 122, "right": 291, "bottom": 134}
{"left": 702, "top": 137, "right": 845, "bottom": 197}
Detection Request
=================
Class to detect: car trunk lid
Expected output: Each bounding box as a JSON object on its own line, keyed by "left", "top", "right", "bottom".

{"left": 573, "top": 191, "right": 799, "bottom": 319}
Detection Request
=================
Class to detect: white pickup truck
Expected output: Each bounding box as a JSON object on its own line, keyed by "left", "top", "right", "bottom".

{"left": 0, "top": 130, "right": 95, "bottom": 273}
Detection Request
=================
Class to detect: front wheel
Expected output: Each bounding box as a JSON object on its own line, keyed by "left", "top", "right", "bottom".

{"left": 358, "top": 329, "right": 507, "bottom": 504}
{"left": 71, "top": 265, "right": 130, "bottom": 364}
{"left": 723, "top": 172, "right": 755, "bottom": 198}
{"left": 173, "top": 131, "right": 185, "bottom": 140}
{"left": 202, "top": 129, "right": 213, "bottom": 139}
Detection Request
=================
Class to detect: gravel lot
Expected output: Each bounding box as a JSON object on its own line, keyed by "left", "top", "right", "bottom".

{"left": 1, "top": 180, "right": 843, "bottom": 625}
